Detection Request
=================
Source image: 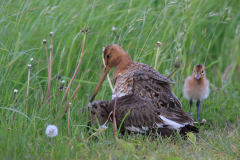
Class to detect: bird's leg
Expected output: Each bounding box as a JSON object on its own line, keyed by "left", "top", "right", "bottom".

{"left": 196, "top": 100, "right": 200, "bottom": 121}
{"left": 188, "top": 99, "right": 193, "bottom": 115}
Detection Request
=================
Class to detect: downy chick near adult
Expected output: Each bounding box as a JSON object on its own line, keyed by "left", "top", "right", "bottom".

{"left": 183, "top": 64, "right": 209, "bottom": 121}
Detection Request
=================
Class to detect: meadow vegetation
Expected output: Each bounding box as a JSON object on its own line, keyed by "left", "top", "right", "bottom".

{"left": 0, "top": 0, "right": 240, "bottom": 159}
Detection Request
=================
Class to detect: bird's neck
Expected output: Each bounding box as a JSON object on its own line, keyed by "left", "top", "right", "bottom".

{"left": 113, "top": 54, "right": 133, "bottom": 83}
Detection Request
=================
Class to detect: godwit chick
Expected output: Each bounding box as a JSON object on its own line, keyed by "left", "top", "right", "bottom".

{"left": 183, "top": 64, "right": 210, "bottom": 121}
{"left": 90, "top": 44, "right": 198, "bottom": 136}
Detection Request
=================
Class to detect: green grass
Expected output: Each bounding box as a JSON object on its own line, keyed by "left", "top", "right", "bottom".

{"left": 1, "top": 0, "right": 240, "bottom": 159}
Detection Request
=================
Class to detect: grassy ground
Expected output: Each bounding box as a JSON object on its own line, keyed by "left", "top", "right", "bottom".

{"left": 0, "top": 0, "right": 240, "bottom": 159}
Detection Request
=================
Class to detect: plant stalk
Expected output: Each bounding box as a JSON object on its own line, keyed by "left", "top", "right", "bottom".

{"left": 67, "top": 102, "right": 71, "bottom": 138}
{"left": 167, "top": 68, "right": 177, "bottom": 78}
{"left": 62, "top": 85, "right": 81, "bottom": 118}
{"left": 26, "top": 66, "right": 31, "bottom": 116}
{"left": 154, "top": 47, "right": 160, "bottom": 70}
{"left": 113, "top": 88, "right": 117, "bottom": 139}
{"left": 62, "top": 34, "right": 86, "bottom": 104}
{"left": 102, "top": 55, "right": 114, "bottom": 92}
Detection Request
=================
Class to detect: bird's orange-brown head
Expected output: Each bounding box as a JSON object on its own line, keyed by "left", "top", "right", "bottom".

{"left": 192, "top": 64, "right": 206, "bottom": 80}
{"left": 90, "top": 44, "right": 133, "bottom": 102}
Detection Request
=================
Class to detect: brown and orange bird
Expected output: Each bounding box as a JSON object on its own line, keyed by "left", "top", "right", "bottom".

{"left": 183, "top": 64, "right": 209, "bottom": 121}
{"left": 90, "top": 44, "right": 198, "bottom": 136}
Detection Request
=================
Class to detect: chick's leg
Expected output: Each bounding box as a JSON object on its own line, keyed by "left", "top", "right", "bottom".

{"left": 196, "top": 100, "right": 200, "bottom": 121}
{"left": 188, "top": 99, "right": 193, "bottom": 115}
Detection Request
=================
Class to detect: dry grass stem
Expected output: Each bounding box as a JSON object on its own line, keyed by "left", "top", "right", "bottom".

{"left": 26, "top": 64, "right": 31, "bottom": 116}
{"left": 62, "top": 34, "right": 86, "bottom": 104}
{"left": 47, "top": 45, "right": 53, "bottom": 105}
{"left": 103, "top": 111, "right": 113, "bottom": 126}
{"left": 113, "top": 88, "right": 117, "bottom": 139}
{"left": 167, "top": 68, "right": 177, "bottom": 78}
{"left": 62, "top": 85, "right": 81, "bottom": 118}
{"left": 102, "top": 55, "right": 114, "bottom": 92}
{"left": 68, "top": 102, "right": 72, "bottom": 138}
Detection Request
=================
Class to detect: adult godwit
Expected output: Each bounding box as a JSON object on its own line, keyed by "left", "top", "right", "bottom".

{"left": 183, "top": 64, "right": 210, "bottom": 121}
{"left": 90, "top": 44, "right": 198, "bottom": 136}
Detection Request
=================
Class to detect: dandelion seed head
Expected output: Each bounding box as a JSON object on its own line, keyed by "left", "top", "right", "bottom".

{"left": 45, "top": 125, "right": 58, "bottom": 137}
{"left": 14, "top": 89, "right": 18, "bottom": 94}
{"left": 112, "top": 27, "right": 116, "bottom": 32}
{"left": 50, "top": 32, "right": 54, "bottom": 37}
{"left": 43, "top": 39, "right": 47, "bottom": 44}
{"left": 157, "top": 41, "right": 162, "bottom": 48}
{"left": 173, "top": 56, "right": 181, "bottom": 69}
{"left": 202, "top": 118, "right": 207, "bottom": 123}
{"left": 28, "top": 64, "right": 32, "bottom": 69}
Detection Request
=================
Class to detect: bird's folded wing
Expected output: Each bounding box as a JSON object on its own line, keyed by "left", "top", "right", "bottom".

{"left": 132, "top": 70, "right": 194, "bottom": 125}
{"left": 108, "top": 94, "right": 164, "bottom": 129}
{"left": 132, "top": 62, "right": 175, "bottom": 84}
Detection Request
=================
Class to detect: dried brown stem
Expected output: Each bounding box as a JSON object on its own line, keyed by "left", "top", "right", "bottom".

{"left": 67, "top": 102, "right": 72, "bottom": 138}
{"left": 113, "top": 88, "right": 117, "bottom": 139}
{"left": 47, "top": 45, "right": 53, "bottom": 106}
{"left": 26, "top": 66, "right": 31, "bottom": 116}
{"left": 103, "top": 111, "right": 113, "bottom": 126}
{"left": 62, "top": 35, "right": 86, "bottom": 104}
{"left": 44, "top": 45, "right": 50, "bottom": 66}
{"left": 167, "top": 68, "right": 177, "bottom": 78}
{"left": 102, "top": 56, "right": 114, "bottom": 93}
{"left": 62, "top": 85, "right": 81, "bottom": 118}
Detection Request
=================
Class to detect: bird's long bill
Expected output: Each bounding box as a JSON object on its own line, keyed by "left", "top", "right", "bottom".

{"left": 90, "top": 66, "right": 111, "bottom": 102}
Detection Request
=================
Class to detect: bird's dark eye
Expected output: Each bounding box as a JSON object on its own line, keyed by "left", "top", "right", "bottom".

{"left": 201, "top": 71, "right": 204, "bottom": 74}
{"left": 107, "top": 55, "right": 110, "bottom": 58}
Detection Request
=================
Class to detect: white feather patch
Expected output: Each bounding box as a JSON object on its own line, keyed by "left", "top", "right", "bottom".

{"left": 156, "top": 123, "right": 164, "bottom": 128}
{"left": 159, "top": 116, "right": 185, "bottom": 130}
{"left": 112, "top": 86, "right": 129, "bottom": 99}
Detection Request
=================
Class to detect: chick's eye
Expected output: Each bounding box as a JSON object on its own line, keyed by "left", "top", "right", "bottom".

{"left": 201, "top": 71, "right": 204, "bottom": 74}
{"left": 100, "top": 112, "right": 105, "bottom": 117}
{"left": 107, "top": 55, "right": 110, "bottom": 58}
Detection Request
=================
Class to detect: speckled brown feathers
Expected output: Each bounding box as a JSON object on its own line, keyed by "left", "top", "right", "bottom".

{"left": 108, "top": 94, "right": 164, "bottom": 128}
{"left": 88, "top": 95, "right": 198, "bottom": 137}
